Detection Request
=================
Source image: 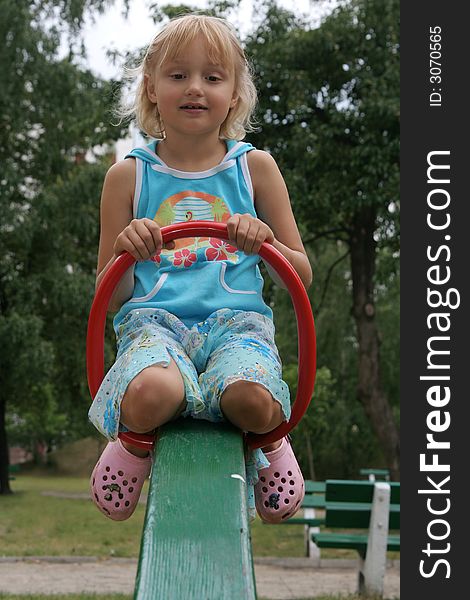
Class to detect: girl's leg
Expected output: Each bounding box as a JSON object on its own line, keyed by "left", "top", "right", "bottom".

{"left": 120, "top": 358, "right": 186, "bottom": 456}
{"left": 191, "top": 310, "right": 302, "bottom": 523}
{"left": 91, "top": 358, "right": 186, "bottom": 520}
{"left": 220, "top": 380, "right": 284, "bottom": 446}
{"left": 220, "top": 381, "right": 304, "bottom": 524}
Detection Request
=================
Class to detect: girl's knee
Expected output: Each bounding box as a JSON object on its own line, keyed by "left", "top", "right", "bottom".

{"left": 121, "top": 362, "right": 185, "bottom": 431}
{"left": 221, "top": 380, "right": 278, "bottom": 433}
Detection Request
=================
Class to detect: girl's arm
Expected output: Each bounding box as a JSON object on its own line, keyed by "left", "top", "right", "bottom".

{"left": 247, "top": 150, "right": 313, "bottom": 290}
{"left": 95, "top": 159, "right": 136, "bottom": 312}
{"left": 95, "top": 158, "right": 173, "bottom": 312}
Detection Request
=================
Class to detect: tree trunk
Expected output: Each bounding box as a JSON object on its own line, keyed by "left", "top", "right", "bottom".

{"left": 304, "top": 432, "right": 316, "bottom": 480}
{"left": 349, "top": 206, "right": 400, "bottom": 480}
{"left": 0, "top": 395, "right": 12, "bottom": 494}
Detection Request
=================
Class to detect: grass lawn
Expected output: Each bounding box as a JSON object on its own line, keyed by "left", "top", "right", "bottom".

{"left": 2, "top": 474, "right": 351, "bottom": 559}
{"left": 0, "top": 478, "right": 398, "bottom": 600}
{"left": 1, "top": 476, "right": 143, "bottom": 558}
{"left": 1, "top": 475, "right": 362, "bottom": 559}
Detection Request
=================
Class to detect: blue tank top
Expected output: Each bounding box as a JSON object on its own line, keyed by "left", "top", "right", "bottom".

{"left": 113, "top": 139, "right": 273, "bottom": 329}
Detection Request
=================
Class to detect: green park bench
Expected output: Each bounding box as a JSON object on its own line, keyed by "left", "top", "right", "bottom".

{"left": 8, "top": 464, "right": 20, "bottom": 480}
{"left": 281, "top": 479, "right": 326, "bottom": 523}
{"left": 275, "top": 480, "right": 326, "bottom": 560}
{"left": 359, "top": 468, "right": 390, "bottom": 481}
{"left": 312, "top": 479, "right": 400, "bottom": 597}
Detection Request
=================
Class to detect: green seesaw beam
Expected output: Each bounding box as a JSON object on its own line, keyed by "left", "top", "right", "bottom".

{"left": 134, "top": 418, "right": 257, "bottom": 600}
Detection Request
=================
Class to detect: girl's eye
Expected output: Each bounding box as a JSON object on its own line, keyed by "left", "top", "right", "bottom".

{"left": 170, "top": 73, "right": 185, "bottom": 80}
{"left": 207, "top": 75, "right": 221, "bottom": 82}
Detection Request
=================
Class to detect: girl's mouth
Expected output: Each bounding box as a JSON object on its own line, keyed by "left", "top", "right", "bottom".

{"left": 180, "top": 104, "right": 208, "bottom": 112}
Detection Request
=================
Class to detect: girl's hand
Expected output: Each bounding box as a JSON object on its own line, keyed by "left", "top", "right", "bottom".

{"left": 113, "top": 218, "right": 175, "bottom": 261}
{"left": 227, "top": 213, "right": 275, "bottom": 255}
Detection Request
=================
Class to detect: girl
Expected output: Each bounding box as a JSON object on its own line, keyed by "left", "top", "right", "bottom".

{"left": 88, "top": 14, "right": 312, "bottom": 523}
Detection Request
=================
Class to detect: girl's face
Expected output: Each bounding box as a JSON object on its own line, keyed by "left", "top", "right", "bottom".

{"left": 146, "top": 35, "right": 239, "bottom": 139}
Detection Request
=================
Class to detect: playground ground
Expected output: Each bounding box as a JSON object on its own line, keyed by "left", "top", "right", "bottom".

{"left": 0, "top": 555, "right": 400, "bottom": 599}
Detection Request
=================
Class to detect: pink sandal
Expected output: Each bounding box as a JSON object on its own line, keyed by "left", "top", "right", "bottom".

{"left": 90, "top": 439, "right": 151, "bottom": 521}
{"left": 255, "top": 437, "right": 305, "bottom": 523}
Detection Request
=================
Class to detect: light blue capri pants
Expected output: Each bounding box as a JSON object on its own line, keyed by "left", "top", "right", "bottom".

{"left": 88, "top": 307, "right": 291, "bottom": 510}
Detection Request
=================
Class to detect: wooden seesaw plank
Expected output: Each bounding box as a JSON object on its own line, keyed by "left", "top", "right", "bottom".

{"left": 134, "top": 418, "right": 257, "bottom": 600}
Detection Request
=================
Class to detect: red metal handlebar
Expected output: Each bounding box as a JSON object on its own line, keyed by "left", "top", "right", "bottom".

{"left": 86, "top": 221, "right": 316, "bottom": 450}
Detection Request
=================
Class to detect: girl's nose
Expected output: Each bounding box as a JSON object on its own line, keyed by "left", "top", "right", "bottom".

{"left": 185, "top": 76, "right": 203, "bottom": 96}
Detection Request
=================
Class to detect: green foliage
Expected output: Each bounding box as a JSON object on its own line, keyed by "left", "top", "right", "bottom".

{"left": 286, "top": 365, "right": 380, "bottom": 480}
{"left": 23, "top": 162, "right": 117, "bottom": 440}
{"left": 149, "top": 0, "right": 242, "bottom": 23}
{"left": 246, "top": 0, "right": 399, "bottom": 239}
{"left": 1, "top": 0, "right": 399, "bottom": 485}
{"left": 274, "top": 237, "right": 392, "bottom": 477}
{"left": 0, "top": 313, "right": 55, "bottom": 408}
{"left": 255, "top": 0, "right": 400, "bottom": 476}
{"left": 6, "top": 385, "right": 67, "bottom": 460}
{"left": 1, "top": 1, "right": 124, "bottom": 482}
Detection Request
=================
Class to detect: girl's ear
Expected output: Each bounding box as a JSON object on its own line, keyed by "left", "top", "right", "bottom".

{"left": 229, "top": 92, "right": 239, "bottom": 109}
{"left": 145, "top": 74, "right": 158, "bottom": 104}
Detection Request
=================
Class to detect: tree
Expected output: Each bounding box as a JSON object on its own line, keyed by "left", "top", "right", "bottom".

{"left": 284, "top": 364, "right": 381, "bottom": 480}
{"left": 273, "top": 238, "right": 395, "bottom": 479}
{"left": 246, "top": 0, "right": 400, "bottom": 478}
{"left": 0, "top": 0, "right": 122, "bottom": 494}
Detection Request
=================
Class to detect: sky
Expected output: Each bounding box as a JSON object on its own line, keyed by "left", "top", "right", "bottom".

{"left": 83, "top": 0, "right": 327, "bottom": 79}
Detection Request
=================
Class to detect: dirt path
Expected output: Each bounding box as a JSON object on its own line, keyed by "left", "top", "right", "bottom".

{"left": 0, "top": 556, "right": 400, "bottom": 599}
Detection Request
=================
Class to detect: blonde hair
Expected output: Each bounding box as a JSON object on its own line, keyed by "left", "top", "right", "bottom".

{"left": 118, "top": 14, "right": 258, "bottom": 140}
